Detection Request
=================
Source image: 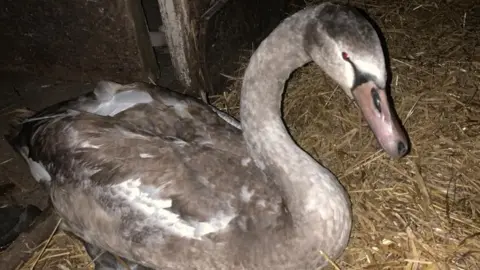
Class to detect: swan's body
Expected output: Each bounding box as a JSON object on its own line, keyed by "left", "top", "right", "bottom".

{"left": 8, "top": 3, "right": 408, "bottom": 269}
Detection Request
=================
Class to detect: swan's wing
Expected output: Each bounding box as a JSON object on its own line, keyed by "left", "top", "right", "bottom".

{"left": 10, "top": 81, "right": 283, "bottom": 244}
{"left": 22, "top": 112, "right": 282, "bottom": 241}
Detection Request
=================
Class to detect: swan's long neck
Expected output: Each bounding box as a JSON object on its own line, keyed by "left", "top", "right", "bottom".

{"left": 240, "top": 7, "right": 352, "bottom": 257}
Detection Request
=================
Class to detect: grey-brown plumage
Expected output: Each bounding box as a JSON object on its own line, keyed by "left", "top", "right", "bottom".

{"left": 8, "top": 2, "right": 408, "bottom": 269}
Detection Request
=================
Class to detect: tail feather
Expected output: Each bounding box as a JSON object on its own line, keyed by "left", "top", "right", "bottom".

{"left": 5, "top": 107, "right": 57, "bottom": 185}
{"left": 4, "top": 107, "right": 37, "bottom": 147}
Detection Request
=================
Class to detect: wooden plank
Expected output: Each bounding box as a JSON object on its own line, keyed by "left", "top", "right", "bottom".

{"left": 157, "top": 0, "right": 197, "bottom": 90}
{"left": 0, "top": 0, "right": 159, "bottom": 84}
{"left": 0, "top": 208, "right": 59, "bottom": 270}
{"left": 127, "top": 0, "right": 162, "bottom": 83}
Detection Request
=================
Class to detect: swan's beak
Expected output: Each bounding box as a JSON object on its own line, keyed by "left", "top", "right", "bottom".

{"left": 352, "top": 81, "right": 409, "bottom": 158}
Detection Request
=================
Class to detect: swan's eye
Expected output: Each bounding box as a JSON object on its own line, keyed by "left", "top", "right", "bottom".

{"left": 371, "top": 88, "right": 381, "bottom": 113}
{"left": 342, "top": 52, "right": 349, "bottom": 60}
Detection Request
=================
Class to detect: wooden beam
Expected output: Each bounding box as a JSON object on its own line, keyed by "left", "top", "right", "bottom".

{"left": 0, "top": 0, "right": 161, "bottom": 83}
{"left": 157, "top": 0, "right": 195, "bottom": 89}
{"left": 126, "top": 0, "right": 161, "bottom": 83}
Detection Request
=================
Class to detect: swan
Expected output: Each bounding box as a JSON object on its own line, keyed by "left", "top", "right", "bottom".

{"left": 7, "top": 3, "right": 409, "bottom": 269}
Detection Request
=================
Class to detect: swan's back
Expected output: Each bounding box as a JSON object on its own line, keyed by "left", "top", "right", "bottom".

{"left": 9, "top": 81, "right": 291, "bottom": 269}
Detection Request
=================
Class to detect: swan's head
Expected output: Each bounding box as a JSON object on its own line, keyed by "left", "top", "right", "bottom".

{"left": 305, "top": 4, "right": 409, "bottom": 158}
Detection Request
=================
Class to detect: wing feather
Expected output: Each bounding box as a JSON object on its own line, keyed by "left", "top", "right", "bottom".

{"left": 12, "top": 81, "right": 283, "bottom": 242}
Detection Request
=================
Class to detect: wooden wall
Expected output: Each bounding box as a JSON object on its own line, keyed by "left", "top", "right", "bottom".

{"left": 159, "top": 0, "right": 287, "bottom": 95}
{"left": 0, "top": 0, "right": 158, "bottom": 83}
{"left": 1, "top": 0, "right": 289, "bottom": 96}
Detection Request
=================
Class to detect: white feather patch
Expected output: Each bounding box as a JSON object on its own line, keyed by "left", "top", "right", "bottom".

{"left": 240, "top": 185, "right": 255, "bottom": 203}
{"left": 256, "top": 199, "right": 266, "bottom": 208}
{"left": 113, "top": 178, "right": 236, "bottom": 239}
{"left": 160, "top": 98, "right": 192, "bottom": 119}
{"left": 172, "top": 102, "right": 193, "bottom": 119}
{"left": 193, "top": 211, "right": 236, "bottom": 237}
{"left": 80, "top": 141, "right": 101, "bottom": 149}
{"left": 113, "top": 178, "right": 195, "bottom": 238}
{"left": 241, "top": 157, "right": 251, "bottom": 167}
{"left": 139, "top": 153, "right": 155, "bottom": 158}
{"left": 28, "top": 159, "right": 52, "bottom": 183}
{"left": 114, "top": 178, "right": 172, "bottom": 211}
{"left": 89, "top": 90, "right": 153, "bottom": 117}
{"left": 19, "top": 146, "right": 52, "bottom": 183}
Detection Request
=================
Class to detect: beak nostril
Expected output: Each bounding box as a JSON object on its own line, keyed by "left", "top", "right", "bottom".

{"left": 397, "top": 141, "right": 407, "bottom": 156}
